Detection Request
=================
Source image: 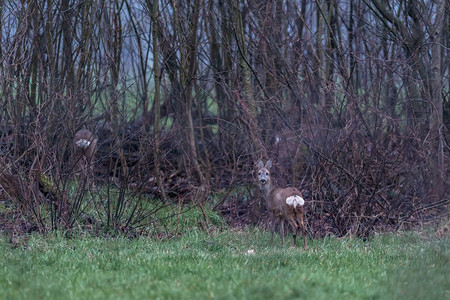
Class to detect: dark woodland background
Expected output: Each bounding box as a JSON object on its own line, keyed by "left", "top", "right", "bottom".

{"left": 0, "top": 0, "right": 448, "bottom": 238}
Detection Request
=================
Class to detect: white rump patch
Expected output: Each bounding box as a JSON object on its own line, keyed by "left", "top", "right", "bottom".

{"left": 286, "top": 195, "right": 305, "bottom": 207}
{"left": 76, "top": 139, "right": 91, "bottom": 149}
{"left": 275, "top": 135, "right": 281, "bottom": 144}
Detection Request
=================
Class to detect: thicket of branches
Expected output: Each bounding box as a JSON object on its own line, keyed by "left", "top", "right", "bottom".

{"left": 0, "top": 0, "right": 448, "bottom": 237}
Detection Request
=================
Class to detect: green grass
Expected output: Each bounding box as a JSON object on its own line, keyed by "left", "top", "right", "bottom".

{"left": 0, "top": 229, "right": 448, "bottom": 299}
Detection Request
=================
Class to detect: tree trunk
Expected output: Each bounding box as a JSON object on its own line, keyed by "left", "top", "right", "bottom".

{"left": 234, "top": 2, "right": 264, "bottom": 159}
{"left": 429, "top": 0, "right": 445, "bottom": 200}
{"left": 150, "top": 0, "right": 167, "bottom": 203}
{"left": 171, "top": 0, "right": 207, "bottom": 201}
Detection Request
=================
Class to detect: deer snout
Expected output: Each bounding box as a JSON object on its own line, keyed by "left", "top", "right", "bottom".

{"left": 259, "top": 178, "right": 266, "bottom": 184}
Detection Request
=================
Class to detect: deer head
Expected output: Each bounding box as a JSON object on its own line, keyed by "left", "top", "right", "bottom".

{"left": 73, "top": 129, "right": 97, "bottom": 176}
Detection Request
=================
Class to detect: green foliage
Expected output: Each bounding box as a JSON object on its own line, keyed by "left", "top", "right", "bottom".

{"left": 29, "top": 181, "right": 225, "bottom": 235}
{"left": 0, "top": 230, "right": 448, "bottom": 299}
{"left": 143, "top": 201, "right": 225, "bottom": 233}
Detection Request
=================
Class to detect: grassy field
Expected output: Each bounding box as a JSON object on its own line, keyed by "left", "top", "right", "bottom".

{"left": 0, "top": 228, "right": 448, "bottom": 299}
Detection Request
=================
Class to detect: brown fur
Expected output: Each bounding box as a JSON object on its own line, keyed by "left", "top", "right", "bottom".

{"left": 257, "top": 159, "right": 307, "bottom": 249}
{"left": 73, "top": 129, "right": 97, "bottom": 177}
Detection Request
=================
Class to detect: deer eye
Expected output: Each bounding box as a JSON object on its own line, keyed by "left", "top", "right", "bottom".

{"left": 266, "top": 172, "right": 269, "bottom": 176}
{"left": 258, "top": 171, "right": 261, "bottom": 175}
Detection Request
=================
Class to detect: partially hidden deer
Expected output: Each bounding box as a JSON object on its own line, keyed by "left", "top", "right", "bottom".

{"left": 256, "top": 159, "right": 307, "bottom": 249}
{"left": 73, "top": 129, "right": 98, "bottom": 177}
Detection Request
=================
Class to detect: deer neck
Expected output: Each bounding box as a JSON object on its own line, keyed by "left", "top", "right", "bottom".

{"left": 259, "top": 181, "right": 274, "bottom": 201}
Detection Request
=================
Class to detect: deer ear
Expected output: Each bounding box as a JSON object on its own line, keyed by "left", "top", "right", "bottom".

{"left": 265, "top": 159, "right": 272, "bottom": 169}
{"left": 256, "top": 160, "right": 264, "bottom": 169}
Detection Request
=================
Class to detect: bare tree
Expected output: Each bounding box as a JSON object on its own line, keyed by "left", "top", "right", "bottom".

{"left": 0, "top": 0, "right": 448, "bottom": 237}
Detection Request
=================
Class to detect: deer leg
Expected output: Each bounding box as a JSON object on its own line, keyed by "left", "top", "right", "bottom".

{"left": 280, "top": 220, "right": 285, "bottom": 245}
{"left": 292, "top": 225, "right": 297, "bottom": 248}
{"left": 270, "top": 216, "right": 275, "bottom": 245}
{"left": 287, "top": 216, "right": 297, "bottom": 247}
{"left": 300, "top": 208, "right": 307, "bottom": 250}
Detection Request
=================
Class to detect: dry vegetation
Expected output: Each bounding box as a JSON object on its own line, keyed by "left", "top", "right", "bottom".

{"left": 0, "top": 0, "right": 448, "bottom": 239}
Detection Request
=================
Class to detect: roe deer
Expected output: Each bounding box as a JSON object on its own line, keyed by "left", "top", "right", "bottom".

{"left": 256, "top": 159, "right": 307, "bottom": 249}
{"left": 73, "top": 129, "right": 98, "bottom": 177}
